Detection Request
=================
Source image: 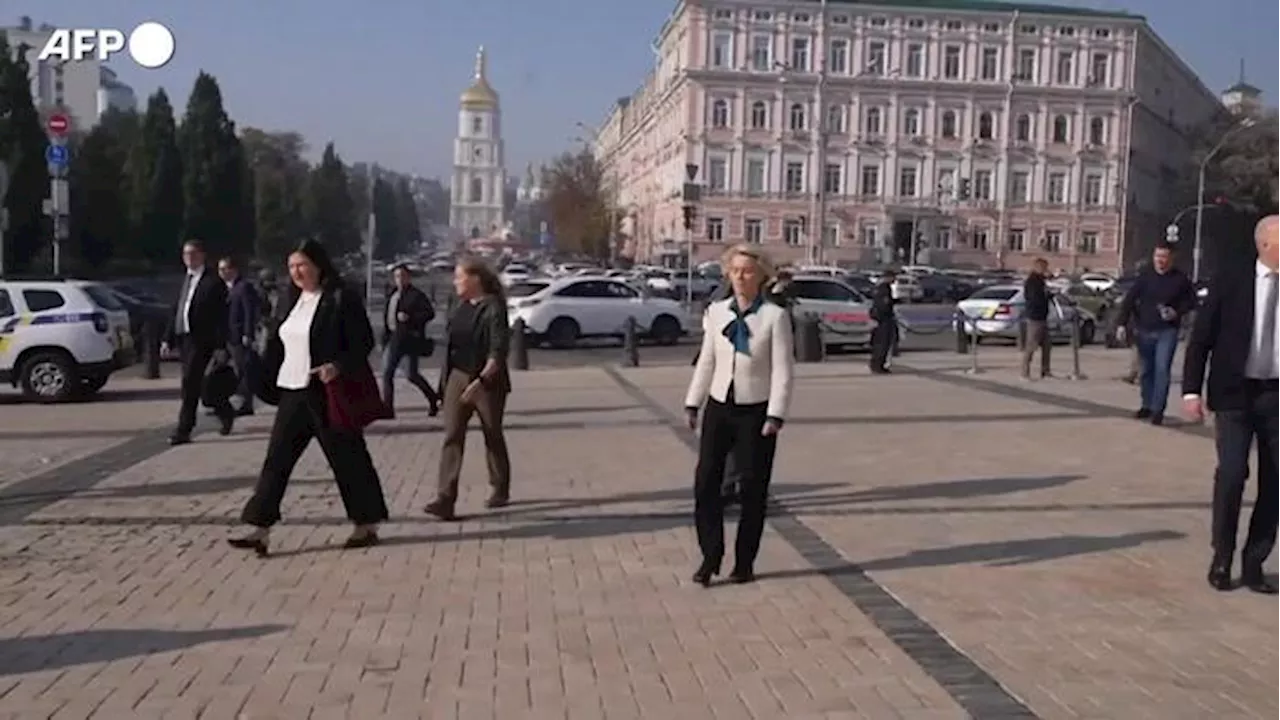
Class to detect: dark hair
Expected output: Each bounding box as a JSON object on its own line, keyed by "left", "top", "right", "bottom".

{"left": 218, "top": 255, "right": 239, "bottom": 269}
{"left": 1154, "top": 241, "right": 1175, "bottom": 252}
{"left": 183, "top": 239, "right": 205, "bottom": 253}
{"left": 291, "top": 238, "right": 340, "bottom": 288}
{"left": 457, "top": 256, "right": 506, "bottom": 304}
{"left": 391, "top": 262, "right": 413, "bottom": 275}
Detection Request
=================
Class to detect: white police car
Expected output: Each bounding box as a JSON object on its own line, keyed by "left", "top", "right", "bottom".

{"left": 0, "top": 279, "right": 137, "bottom": 402}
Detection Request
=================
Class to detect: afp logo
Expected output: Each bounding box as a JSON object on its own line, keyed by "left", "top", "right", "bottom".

{"left": 36, "top": 22, "right": 175, "bottom": 69}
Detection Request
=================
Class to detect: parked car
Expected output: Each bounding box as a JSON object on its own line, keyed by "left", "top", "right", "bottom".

{"left": 788, "top": 275, "right": 874, "bottom": 352}
{"left": 507, "top": 276, "right": 691, "bottom": 349}
{"left": 105, "top": 287, "right": 170, "bottom": 350}
{"left": 955, "top": 284, "right": 1098, "bottom": 345}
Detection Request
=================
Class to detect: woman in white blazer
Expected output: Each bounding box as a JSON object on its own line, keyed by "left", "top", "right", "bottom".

{"left": 684, "top": 244, "right": 795, "bottom": 586}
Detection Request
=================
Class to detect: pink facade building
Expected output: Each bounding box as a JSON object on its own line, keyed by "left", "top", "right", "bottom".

{"left": 594, "top": 0, "right": 1224, "bottom": 272}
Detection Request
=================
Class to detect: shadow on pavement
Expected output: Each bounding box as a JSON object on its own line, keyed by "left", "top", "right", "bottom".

{"left": 778, "top": 474, "right": 1084, "bottom": 510}
{"left": 0, "top": 625, "right": 289, "bottom": 676}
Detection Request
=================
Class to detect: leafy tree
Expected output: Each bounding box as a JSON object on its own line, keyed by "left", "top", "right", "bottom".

{"left": 179, "top": 72, "right": 246, "bottom": 259}
{"left": 125, "top": 89, "right": 183, "bottom": 264}
{"left": 303, "top": 143, "right": 360, "bottom": 258}
{"left": 68, "top": 123, "right": 128, "bottom": 269}
{"left": 1197, "top": 108, "right": 1279, "bottom": 215}
{"left": 542, "top": 149, "right": 614, "bottom": 258}
{"left": 0, "top": 32, "right": 51, "bottom": 272}
{"left": 371, "top": 175, "right": 401, "bottom": 260}
{"left": 242, "top": 128, "right": 309, "bottom": 263}
{"left": 393, "top": 176, "right": 422, "bottom": 250}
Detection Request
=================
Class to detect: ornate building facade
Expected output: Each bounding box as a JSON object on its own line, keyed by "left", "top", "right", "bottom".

{"left": 593, "top": 0, "right": 1225, "bottom": 271}
{"left": 450, "top": 47, "right": 507, "bottom": 238}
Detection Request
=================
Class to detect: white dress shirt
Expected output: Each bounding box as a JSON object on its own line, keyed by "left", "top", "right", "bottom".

{"left": 177, "top": 267, "right": 203, "bottom": 335}
{"left": 276, "top": 290, "right": 322, "bottom": 390}
{"left": 685, "top": 298, "right": 795, "bottom": 420}
{"left": 1246, "top": 259, "right": 1279, "bottom": 379}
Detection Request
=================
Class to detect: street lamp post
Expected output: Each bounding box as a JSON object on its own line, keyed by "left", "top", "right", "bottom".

{"left": 1193, "top": 119, "right": 1254, "bottom": 281}
{"left": 809, "top": 0, "right": 829, "bottom": 266}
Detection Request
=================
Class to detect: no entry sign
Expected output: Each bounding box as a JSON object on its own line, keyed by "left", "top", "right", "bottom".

{"left": 47, "top": 113, "right": 71, "bottom": 137}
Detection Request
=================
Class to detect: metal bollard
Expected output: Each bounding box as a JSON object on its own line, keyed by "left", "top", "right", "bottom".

{"left": 1016, "top": 318, "right": 1027, "bottom": 351}
{"left": 1066, "top": 313, "right": 1087, "bottom": 380}
{"left": 795, "top": 313, "right": 824, "bottom": 363}
{"left": 509, "top": 318, "right": 530, "bottom": 371}
{"left": 964, "top": 314, "right": 983, "bottom": 375}
{"left": 143, "top": 318, "right": 161, "bottom": 379}
{"left": 621, "top": 317, "right": 640, "bottom": 367}
{"left": 954, "top": 309, "right": 970, "bottom": 354}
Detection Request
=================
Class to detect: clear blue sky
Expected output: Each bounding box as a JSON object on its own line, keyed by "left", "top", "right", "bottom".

{"left": 11, "top": 0, "right": 1277, "bottom": 180}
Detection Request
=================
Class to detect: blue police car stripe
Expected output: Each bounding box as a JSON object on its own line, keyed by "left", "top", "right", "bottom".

{"left": 29, "top": 312, "right": 100, "bottom": 326}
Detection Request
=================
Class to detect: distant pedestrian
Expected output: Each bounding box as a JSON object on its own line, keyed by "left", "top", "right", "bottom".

{"left": 1116, "top": 242, "right": 1197, "bottom": 425}
{"left": 685, "top": 244, "right": 794, "bottom": 586}
{"left": 868, "top": 270, "right": 897, "bottom": 374}
{"left": 381, "top": 263, "right": 441, "bottom": 417}
{"left": 1020, "top": 258, "right": 1052, "bottom": 380}
{"left": 1183, "top": 215, "right": 1278, "bottom": 595}
{"left": 218, "top": 256, "right": 260, "bottom": 416}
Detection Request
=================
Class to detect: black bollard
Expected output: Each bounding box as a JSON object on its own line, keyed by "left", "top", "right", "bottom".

{"left": 795, "top": 313, "right": 824, "bottom": 363}
{"left": 954, "top": 309, "right": 970, "bottom": 354}
{"left": 143, "top": 318, "right": 161, "bottom": 379}
{"left": 509, "top": 318, "right": 530, "bottom": 371}
{"left": 1016, "top": 318, "right": 1027, "bottom": 351}
{"left": 621, "top": 316, "right": 640, "bottom": 367}
{"left": 1066, "top": 313, "right": 1086, "bottom": 380}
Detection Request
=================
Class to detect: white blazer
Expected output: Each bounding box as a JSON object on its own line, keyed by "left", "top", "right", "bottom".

{"left": 685, "top": 298, "right": 795, "bottom": 419}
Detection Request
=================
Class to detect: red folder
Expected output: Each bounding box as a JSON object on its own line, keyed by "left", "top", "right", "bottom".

{"left": 324, "top": 363, "right": 392, "bottom": 431}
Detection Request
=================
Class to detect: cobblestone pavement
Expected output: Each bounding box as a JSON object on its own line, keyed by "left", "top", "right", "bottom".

{"left": 0, "top": 359, "right": 1274, "bottom": 719}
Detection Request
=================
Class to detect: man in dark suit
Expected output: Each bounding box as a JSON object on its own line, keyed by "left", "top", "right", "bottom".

{"left": 162, "top": 240, "right": 235, "bottom": 444}
{"left": 381, "top": 263, "right": 440, "bottom": 416}
{"left": 218, "top": 256, "right": 260, "bottom": 416}
{"left": 1182, "top": 215, "right": 1279, "bottom": 595}
{"left": 869, "top": 270, "right": 897, "bottom": 374}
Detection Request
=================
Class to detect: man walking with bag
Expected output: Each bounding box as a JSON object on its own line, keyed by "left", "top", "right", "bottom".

{"left": 381, "top": 264, "right": 440, "bottom": 417}
{"left": 218, "top": 256, "right": 260, "bottom": 416}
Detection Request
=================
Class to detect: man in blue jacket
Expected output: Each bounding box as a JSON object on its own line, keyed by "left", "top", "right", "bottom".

{"left": 1115, "top": 242, "right": 1197, "bottom": 425}
{"left": 218, "top": 256, "right": 261, "bottom": 416}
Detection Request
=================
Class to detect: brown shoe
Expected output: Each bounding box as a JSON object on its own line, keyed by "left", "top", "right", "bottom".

{"left": 424, "top": 498, "right": 457, "bottom": 521}
{"left": 485, "top": 492, "right": 510, "bottom": 509}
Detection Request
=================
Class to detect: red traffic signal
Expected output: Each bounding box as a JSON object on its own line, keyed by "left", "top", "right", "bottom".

{"left": 1213, "top": 196, "right": 1229, "bottom": 205}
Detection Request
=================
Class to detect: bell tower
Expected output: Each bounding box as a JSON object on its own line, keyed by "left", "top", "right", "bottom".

{"left": 449, "top": 46, "right": 507, "bottom": 238}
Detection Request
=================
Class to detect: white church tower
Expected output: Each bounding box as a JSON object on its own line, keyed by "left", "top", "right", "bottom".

{"left": 450, "top": 46, "right": 506, "bottom": 238}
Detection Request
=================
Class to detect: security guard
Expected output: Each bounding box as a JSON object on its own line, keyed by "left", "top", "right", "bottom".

{"left": 869, "top": 270, "right": 897, "bottom": 374}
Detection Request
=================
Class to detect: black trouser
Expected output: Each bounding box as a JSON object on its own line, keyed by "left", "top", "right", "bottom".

{"left": 176, "top": 335, "right": 232, "bottom": 435}
{"left": 694, "top": 396, "right": 778, "bottom": 571}
{"left": 229, "top": 342, "right": 255, "bottom": 411}
{"left": 381, "top": 338, "right": 439, "bottom": 411}
{"left": 869, "top": 319, "right": 894, "bottom": 371}
{"left": 1211, "top": 380, "right": 1279, "bottom": 570}
{"left": 241, "top": 384, "right": 389, "bottom": 528}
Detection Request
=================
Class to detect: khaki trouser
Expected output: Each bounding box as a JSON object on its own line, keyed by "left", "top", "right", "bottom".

{"left": 436, "top": 370, "right": 510, "bottom": 505}
{"left": 1020, "top": 320, "right": 1051, "bottom": 378}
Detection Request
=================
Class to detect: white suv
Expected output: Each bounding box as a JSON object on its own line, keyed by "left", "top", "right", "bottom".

{"left": 0, "top": 279, "right": 136, "bottom": 402}
{"left": 508, "top": 276, "right": 690, "bottom": 349}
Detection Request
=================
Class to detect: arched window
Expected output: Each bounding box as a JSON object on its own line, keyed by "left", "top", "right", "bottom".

{"left": 1014, "top": 114, "right": 1032, "bottom": 142}
{"left": 940, "top": 110, "right": 957, "bottom": 138}
{"left": 469, "top": 177, "right": 483, "bottom": 203}
{"left": 903, "top": 108, "right": 920, "bottom": 136}
{"left": 865, "top": 107, "right": 882, "bottom": 134}
{"left": 1052, "top": 115, "right": 1070, "bottom": 143}
{"left": 471, "top": 115, "right": 483, "bottom": 134}
{"left": 789, "top": 102, "right": 807, "bottom": 130}
{"left": 826, "top": 104, "right": 845, "bottom": 133}
{"left": 978, "top": 112, "right": 995, "bottom": 139}
{"left": 1088, "top": 116, "right": 1106, "bottom": 145}
{"left": 750, "top": 100, "right": 768, "bottom": 129}
{"left": 711, "top": 99, "right": 730, "bottom": 128}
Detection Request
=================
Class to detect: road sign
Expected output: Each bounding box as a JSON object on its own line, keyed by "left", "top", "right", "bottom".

{"left": 47, "top": 113, "right": 71, "bottom": 136}
{"left": 45, "top": 144, "right": 69, "bottom": 168}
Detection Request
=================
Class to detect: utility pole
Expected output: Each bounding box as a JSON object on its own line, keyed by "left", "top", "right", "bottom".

{"left": 682, "top": 163, "right": 701, "bottom": 306}
{"left": 365, "top": 163, "right": 377, "bottom": 303}
{"left": 0, "top": 161, "right": 9, "bottom": 277}
{"left": 808, "top": 0, "right": 829, "bottom": 266}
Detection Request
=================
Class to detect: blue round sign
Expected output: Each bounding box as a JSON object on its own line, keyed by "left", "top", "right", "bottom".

{"left": 45, "top": 144, "right": 69, "bottom": 167}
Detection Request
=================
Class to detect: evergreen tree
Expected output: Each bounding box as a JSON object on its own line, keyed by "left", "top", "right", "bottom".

{"left": 371, "top": 176, "right": 400, "bottom": 260}
{"left": 179, "top": 72, "right": 246, "bottom": 259}
{"left": 242, "top": 128, "right": 308, "bottom": 263}
{"left": 69, "top": 124, "right": 128, "bottom": 269}
{"left": 0, "top": 32, "right": 52, "bottom": 272}
{"left": 303, "top": 143, "right": 360, "bottom": 257}
{"left": 125, "top": 89, "right": 183, "bottom": 264}
{"left": 393, "top": 177, "right": 422, "bottom": 250}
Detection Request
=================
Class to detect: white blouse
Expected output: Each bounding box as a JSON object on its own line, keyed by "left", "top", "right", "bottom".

{"left": 276, "top": 290, "right": 322, "bottom": 389}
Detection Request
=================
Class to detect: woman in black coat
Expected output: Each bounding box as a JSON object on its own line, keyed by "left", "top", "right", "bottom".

{"left": 228, "top": 240, "right": 389, "bottom": 555}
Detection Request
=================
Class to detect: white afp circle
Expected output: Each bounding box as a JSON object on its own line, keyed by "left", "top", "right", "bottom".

{"left": 127, "top": 21, "right": 175, "bottom": 69}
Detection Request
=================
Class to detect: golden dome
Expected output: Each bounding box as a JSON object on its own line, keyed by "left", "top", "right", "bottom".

{"left": 460, "top": 46, "right": 499, "bottom": 108}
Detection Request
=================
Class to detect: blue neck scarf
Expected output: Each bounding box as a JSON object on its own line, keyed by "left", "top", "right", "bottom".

{"left": 722, "top": 295, "right": 764, "bottom": 355}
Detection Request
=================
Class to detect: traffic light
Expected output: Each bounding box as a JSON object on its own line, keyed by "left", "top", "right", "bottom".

{"left": 958, "top": 178, "right": 972, "bottom": 200}
{"left": 682, "top": 204, "right": 697, "bottom": 230}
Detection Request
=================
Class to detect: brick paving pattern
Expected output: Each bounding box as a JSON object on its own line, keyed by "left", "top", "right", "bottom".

{"left": 0, "top": 354, "right": 1274, "bottom": 719}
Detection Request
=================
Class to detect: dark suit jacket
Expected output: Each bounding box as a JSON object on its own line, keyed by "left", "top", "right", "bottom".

{"left": 1182, "top": 258, "right": 1266, "bottom": 412}
{"left": 870, "top": 283, "right": 896, "bottom": 323}
{"left": 165, "top": 268, "right": 228, "bottom": 348}
{"left": 441, "top": 295, "right": 511, "bottom": 395}
{"left": 256, "top": 281, "right": 375, "bottom": 406}
{"left": 382, "top": 284, "right": 435, "bottom": 345}
{"left": 227, "top": 278, "right": 261, "bottom": 344}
